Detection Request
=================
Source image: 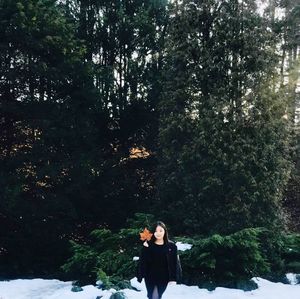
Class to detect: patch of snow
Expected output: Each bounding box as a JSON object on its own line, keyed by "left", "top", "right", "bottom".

{"left": 176, "top": 241, "right": 192, "bottom": 251}
{"left": 286, "top": 273, "right": 299, "bottom": 285}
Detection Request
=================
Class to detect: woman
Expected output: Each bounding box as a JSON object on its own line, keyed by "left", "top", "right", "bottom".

{"left": 137, "top": 221, "right": 182, "bottom": 299}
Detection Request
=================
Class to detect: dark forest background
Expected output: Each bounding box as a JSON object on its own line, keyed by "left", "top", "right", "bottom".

{"left": 0, "top": 0, "right": 300, "bottom": 279}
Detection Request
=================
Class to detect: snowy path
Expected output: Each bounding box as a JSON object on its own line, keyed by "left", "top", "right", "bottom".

{"left": 0, "top": 276, "right": 299, "bottom": 299}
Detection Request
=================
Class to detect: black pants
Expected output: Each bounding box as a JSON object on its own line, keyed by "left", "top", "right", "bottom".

{"left": 145, "top": 279, "right": 168, "bottom": 299}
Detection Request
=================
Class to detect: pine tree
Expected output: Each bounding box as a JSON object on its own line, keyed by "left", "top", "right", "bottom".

{"left": 157, "top": 0, "right": 293, "bottom": 235}
{"left": 0, "top": 0, "right": 97, "bottom": 275}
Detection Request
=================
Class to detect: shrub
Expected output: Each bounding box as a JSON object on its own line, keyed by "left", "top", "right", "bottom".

{"left": 177, "top": 228, "right": 272, "bottom": 289}
{"left": 62, "top": 214, "right": 300, "bottom": 290}
{"left": 61, "top": 213, "right": 154, "bottom": 288}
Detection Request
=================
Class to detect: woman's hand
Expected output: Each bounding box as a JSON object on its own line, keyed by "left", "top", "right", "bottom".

{"left": 143, "top": 241, "right": 149, "bottom": 247}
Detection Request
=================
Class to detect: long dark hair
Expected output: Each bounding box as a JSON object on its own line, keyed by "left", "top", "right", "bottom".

{"left": 150, "top": 221, "right": 169, "bottom": 244}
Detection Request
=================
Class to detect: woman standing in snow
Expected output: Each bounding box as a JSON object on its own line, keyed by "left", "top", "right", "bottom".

{"left": 137, "top": 221, "right": 182, "bottom": 299}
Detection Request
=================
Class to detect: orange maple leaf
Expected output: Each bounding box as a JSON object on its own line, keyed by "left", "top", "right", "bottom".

{"left": 139, "top": 228, "right": 153, "bottom": 241}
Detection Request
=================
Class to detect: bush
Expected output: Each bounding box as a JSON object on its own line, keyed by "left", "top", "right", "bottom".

{"left": 61, "top": 240, "right": 99, "bottom": 285}
{"left": 62, "top": 214, "right": 300, "bottom": 290}
{"left": 178, "top": 228, "right": 283, "bottom": 290}
{"left": 61, "top": 213, "right": 155, "bottom": 288}
{"left": 261, "top": 232, "right": 300, "bottom": 283}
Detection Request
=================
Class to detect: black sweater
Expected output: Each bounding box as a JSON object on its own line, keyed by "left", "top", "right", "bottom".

{"left": 137, "top": 240, "right": 182, "bottom": 283}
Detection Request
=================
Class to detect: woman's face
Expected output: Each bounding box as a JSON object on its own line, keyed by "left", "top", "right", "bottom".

{"left": 154, "top": 225, "right": 165, "bottom": 241}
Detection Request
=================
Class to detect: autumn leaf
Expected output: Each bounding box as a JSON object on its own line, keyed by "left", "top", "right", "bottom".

{"left": 139, "top": 228, "right": 153, "bottom": 241}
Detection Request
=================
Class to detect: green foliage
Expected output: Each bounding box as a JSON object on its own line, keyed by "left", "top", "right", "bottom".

{"left": 63, "top": 215, "right": 300, "bottom": 289}
{"left": 157, "top": 0, "right": 293, "bottom": 235}
{"left": 61, "top": 213, "right": 154, "bottom": 288}
{"left": 125, "top": 213, "right": 156, "bottom": 231}
{"left": 282, "top": 233, "right": 300, "bottom": 273}
{"left": 0, "top": 0, "right": 167, "bottom": 277}
{"left": 0, "top": 0, "right": 298, "bottom": 281}
{"left": 0, "top": 0, "right": 87, "bottom": 276}
{"left": 178, "top": 228, "right": 270, "bottom": 288}
{"left": 177, "top": 228, "right": 300, "bottom": 288}
{"left": 61, "top": 241, "right": 98, "bottom": 284}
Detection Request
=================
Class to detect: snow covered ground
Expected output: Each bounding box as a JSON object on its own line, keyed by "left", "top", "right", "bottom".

{"left": 0, "top": 274, "right": 299, "bottom": 299}
{"left": 0, "top": 243, "right": 298, "bottom": 298}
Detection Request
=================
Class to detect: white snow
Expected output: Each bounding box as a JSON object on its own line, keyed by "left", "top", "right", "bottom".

{"left": 176, "top": 241, "right": 193, "bottom": 251}
{"left": 286, "top": 273, "right": 299, "bottom": 285}
{"left": 0, "top": 274, "right": 299, "bottom": 299}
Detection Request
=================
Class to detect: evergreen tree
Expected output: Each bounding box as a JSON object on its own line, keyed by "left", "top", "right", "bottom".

{"left": 270, "top": 0, "right": 300, "bottom": 232}
{"left": 157, "top": 0, "right": 293, "bottom": 235}
{"left": 0, "top": 0, "right": 169, "bottom": 275}
{"left": 61, "top": 0, "right": 169, "bottom": 225}
{"left": 0, "top": 0, "right": 101, "bottom": 275}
